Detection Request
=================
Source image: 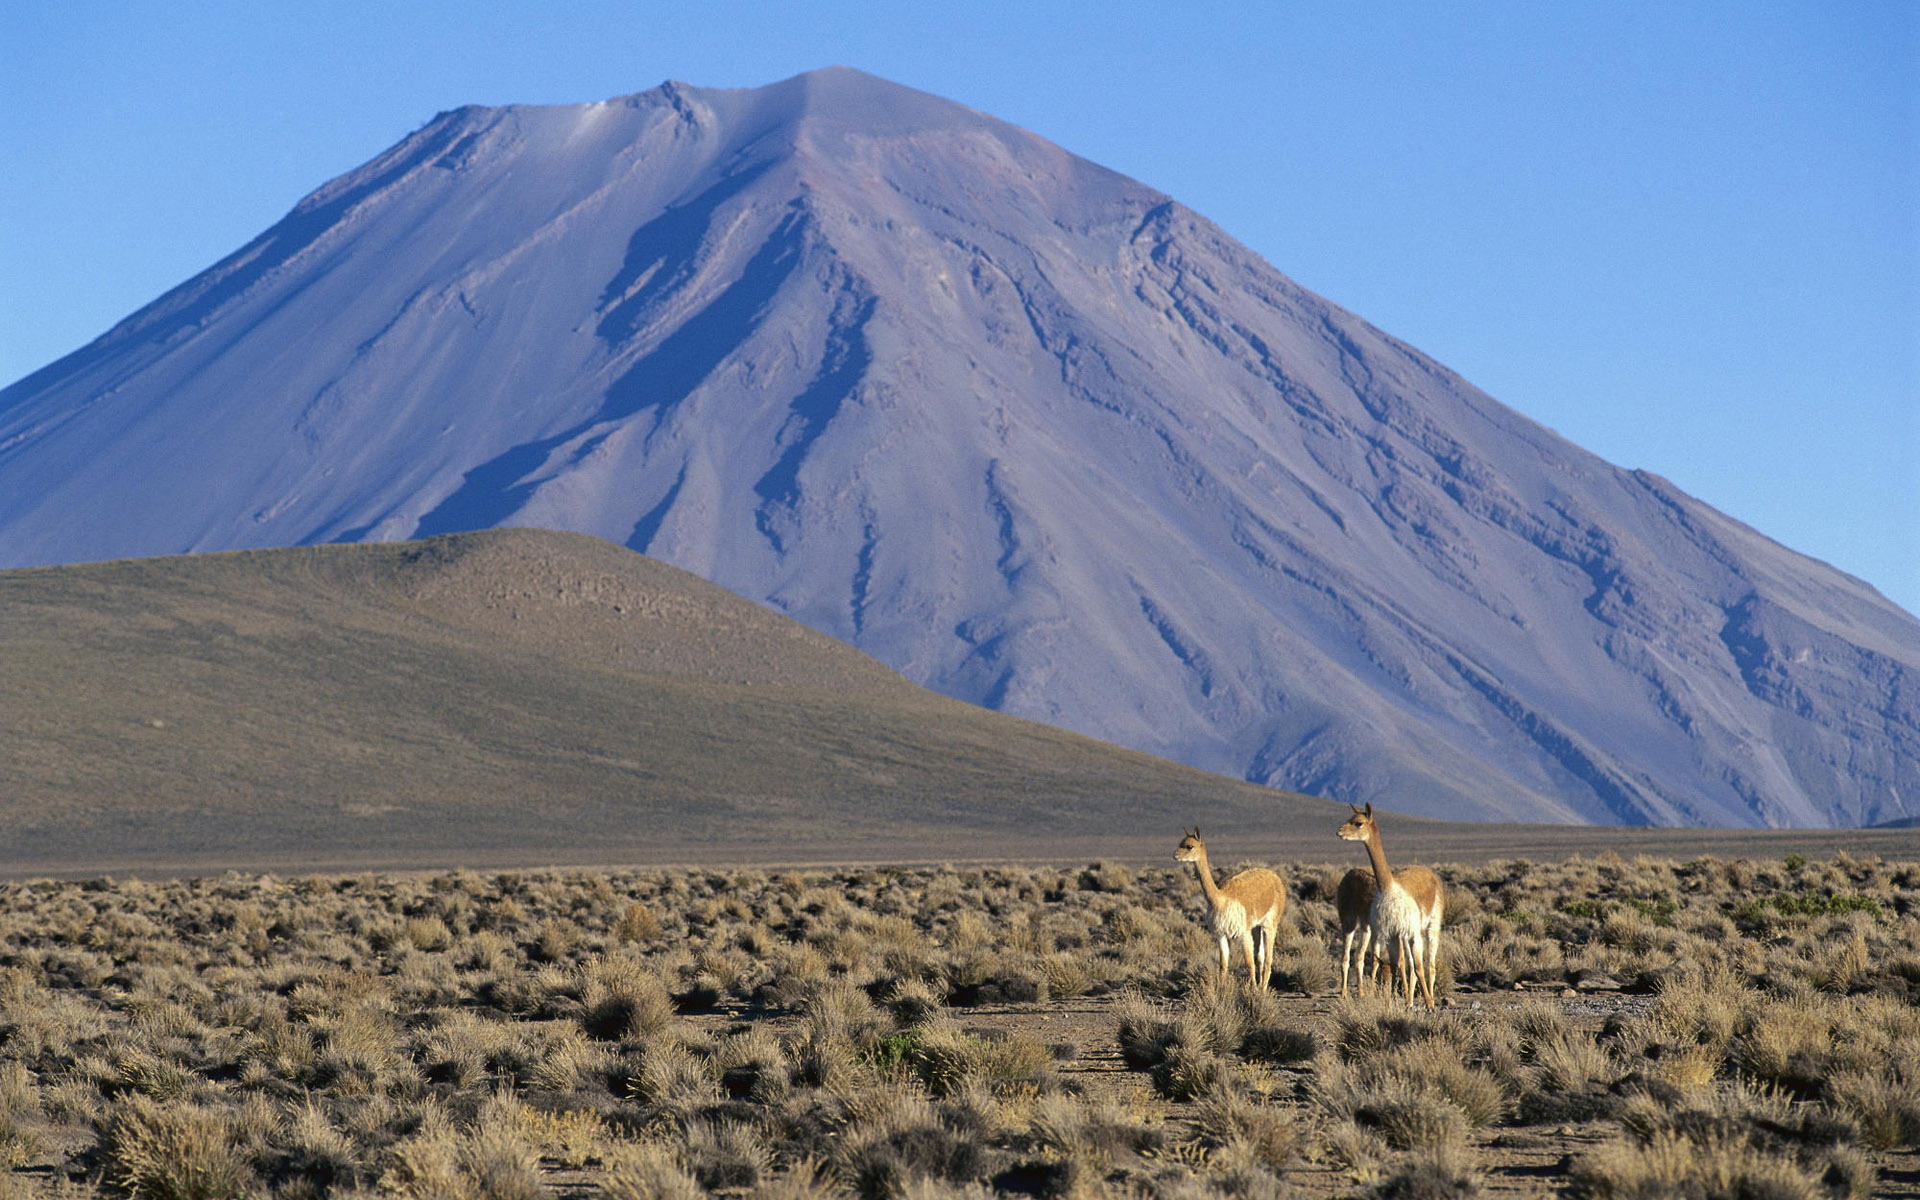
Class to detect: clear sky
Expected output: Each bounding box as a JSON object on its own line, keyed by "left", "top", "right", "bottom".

{"left": 3, "top": 1, "right": 1915, "bottom": 615}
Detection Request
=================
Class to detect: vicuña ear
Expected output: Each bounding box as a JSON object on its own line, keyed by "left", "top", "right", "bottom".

{"left": 1362, "top": 803, "right": 1374, "bottom": 816}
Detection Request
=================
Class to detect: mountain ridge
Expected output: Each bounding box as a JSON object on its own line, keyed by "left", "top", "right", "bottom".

{"left": 3, "top": 68, "right": 1914, "bottom": 828}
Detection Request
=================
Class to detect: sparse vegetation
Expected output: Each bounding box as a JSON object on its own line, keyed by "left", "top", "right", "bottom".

{"left": 0, "top": 852, "right": 1915, "bottom": 1197}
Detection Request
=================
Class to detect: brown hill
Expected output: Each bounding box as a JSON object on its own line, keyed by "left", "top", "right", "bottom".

{"left": 0, "top": 529, "right": 1348, "bottom": 874}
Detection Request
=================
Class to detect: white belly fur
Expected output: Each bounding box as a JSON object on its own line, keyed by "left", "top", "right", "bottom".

{"left": 1209, "top": 898, "right": 1253, "bottom": 942}
{"left": 1370, "top": 882, "right": 1426, "bottom": 948}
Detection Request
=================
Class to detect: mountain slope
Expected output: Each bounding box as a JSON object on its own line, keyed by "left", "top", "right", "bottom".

{"left": 0, "top": 529, "right": 1332, "bottom": 872}
{"left": 3, "top": 67, "right": 1914, "bottom": 827}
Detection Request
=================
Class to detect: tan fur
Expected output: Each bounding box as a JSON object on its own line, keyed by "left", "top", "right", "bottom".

{"left": 1175, "top": 828, "right": 1287, "bottom": 990}
{"left": 1335, "top": 804, "right": 1445, "bottom": 1010}
{"left": 1334, "top": 866, "right": 1378, "bottom": 997}
{"left": 1393, "top": 865, "right": 1444, "bottom": 916}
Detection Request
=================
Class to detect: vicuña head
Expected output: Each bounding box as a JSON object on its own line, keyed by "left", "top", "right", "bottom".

{"left": 1174, "top": 826, "right": 1207, "bottom": 863}
{"left": 1336, "top": 802, "right": 1378, "bottom": 845}
{"left": 1174, "top": 826, "right": 1287, "bottom": 991}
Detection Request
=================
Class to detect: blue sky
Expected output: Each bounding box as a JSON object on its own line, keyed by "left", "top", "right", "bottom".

{"left": 3, "top": 1, "right": 1915, "bottom": 614}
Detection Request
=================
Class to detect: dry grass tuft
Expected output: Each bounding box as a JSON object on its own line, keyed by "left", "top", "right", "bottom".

{"left": 100, "top": 1095, "right": 255, "bottom": 1200}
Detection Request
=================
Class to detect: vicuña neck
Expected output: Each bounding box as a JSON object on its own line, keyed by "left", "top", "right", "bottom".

{"left": 1362, "top": 829, "right": 1396, "bottom": 892}
{"left": 1189, "top": 849, "right": 1223, "bottom": 905}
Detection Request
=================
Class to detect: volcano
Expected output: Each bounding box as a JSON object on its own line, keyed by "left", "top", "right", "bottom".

{"left": 3, "top": 67, "right": 1914, "bottom": 827}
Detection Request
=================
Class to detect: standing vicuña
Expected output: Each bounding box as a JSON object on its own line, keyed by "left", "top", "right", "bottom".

{"left": 1335, "top": 866, "right": 1379, "bottom": 997}
{"left": 1336, "top": 803, "right": 1444, "bottom": 1009}
{"left": 1175, "top": 828, "right": 1287, "bottom": 990}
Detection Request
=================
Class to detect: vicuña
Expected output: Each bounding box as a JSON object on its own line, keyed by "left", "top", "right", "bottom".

{"left": 1175, "top": 827, "right": 1287, "bottom": 990}
{"left": 1336, "top": 803, "right": 1444, "bottom": 1009}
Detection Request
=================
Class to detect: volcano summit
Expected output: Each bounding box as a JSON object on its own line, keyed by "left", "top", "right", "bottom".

{"left": 3, "top": 68, "right": 1914, "bottom": 827}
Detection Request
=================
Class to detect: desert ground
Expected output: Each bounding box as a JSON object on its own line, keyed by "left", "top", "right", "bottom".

{"left": 3, "top": 840, "right": 1917, "bottom": 1199}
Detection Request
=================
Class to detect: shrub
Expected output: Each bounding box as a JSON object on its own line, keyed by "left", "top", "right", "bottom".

{"left": 275, "top": 1101, "right": 363, "bottom": 1193}
{"left": 804, "top": 981, "right": 892, "bottom": 1057}
{"left": 683, "top": 1118, "right": 771, "bottom": 1192}
{"left": 1027, "top": 1091, "right": 1161, "bottom": 1165}
{"left": 587, "top": 1144, "right": 702, "bottom": 1200}
{"left": 628, "top": 1039, "right": 719, "bottom": 1130}
{"left": 578, "top": 955, "right": 675, "bottom": 1043}
{"left": 1270, "top": 941, "right": 1332, "bottom": 996}
{"left": 1078, "top": 862, "right": 1134, "bottom": 893}
{"left": 305, "top": 1003, "right": 412, "bottom": 1095}
{"left": 1828, "top": 1064, "right": 1920, "bottom": 1150}
{"left": 100, "top": 1095, "right": 255, "bottom": 1200}
{"left": 1240, "top": 1021, "right": 1318, "bottom": 1066}
{"left": 1732, "top": 998, "right": 1836, "bottom": 1099}
{"left": 713, "top": 1026, "right": 792, "bottom": 1104}
{"left": 1532, "top": 1028, "right": 1616, "bottom": 1096}
{"left": 867, "top": 1030, "right": 923, "bottom": 1079}
{"left": 1151, "top": 1043, "right": 1236, "bottom": 1103}
{"left": 1331, "top": 997, "right": 1432, "bottom": 1062}
{"left": 1568, "top": 1129, "right": 1827, "bottom": 1200}
{"left": 1322, "top": 1116, "right": 1389, "bottom": 1180}
{"left": 528, "top": 1024, "right": 614, "bottom": 1095}
{"left": 1372, "top": 1142, "right": 1485, "bottom": 1200}
{"left": 0, "top": 1113, "right": 38, "bottom": 1171}
{"left": 1385, "top": 1040, "right": 1507, "bottom": 1129}
{"left": 1358, "top": 1076, "right": 1471, "bottom": 1153}
{"left": 833, "top": 1088, "right": 989, "bottom": 1200}
{"left": 457, "top": 1119, "right": 548, "bottom": 1200}
{"left": 909, "top": 1019, "right": 1054, "bottom": 1098}
{"left": 1180, "top": 974, "right": 1252, "bottom": 1057}
{"left": 614, "top": 902, "right": 662, "bottom": 943}
{"left": 746, "top": 1157, "right": 845, "bottom": 1200}
{"left": 1113, "top": 991, "right": 1182, "bottom": 1069}
{"left": 880, "top": 977, "right": 944, "bottom": 1027}
{"left": 1037, "top": 952, "right": 1092, "bottom": 1000}
{"left": 1192, "top": 1088, "right": 1301, "bottom": 1167}
{"left": 1603, "top": 1083, "right": 1876, "bottom": 1200}
{"left": 404, "top": 915, "right": 453, "bottom": 952}
{"left": 110, "top": 1047, "right": 198, "bottom": 1102}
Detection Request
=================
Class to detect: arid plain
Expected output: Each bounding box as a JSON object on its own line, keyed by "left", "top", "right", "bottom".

{"left": 4, "top": 852, "right": 1919, "bottom": 1198}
